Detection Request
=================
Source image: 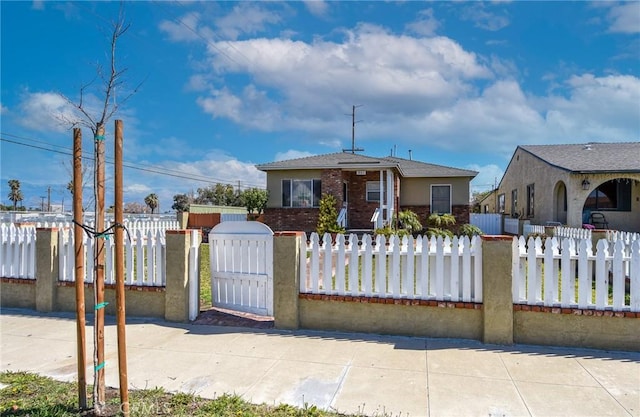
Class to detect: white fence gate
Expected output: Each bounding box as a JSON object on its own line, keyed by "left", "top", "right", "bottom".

{"left": 470, "top": 213, "right": 502, "bottom": 235}
{"left": 208, "top": 221, "right": 274, "bottom": 316}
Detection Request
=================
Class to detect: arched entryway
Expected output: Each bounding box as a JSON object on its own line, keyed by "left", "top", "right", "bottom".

{"left": 553, "top": 181, "right": 567, "bottom": 224}
{"left": 581, "top": 177, "right": 634, "bottom": 229}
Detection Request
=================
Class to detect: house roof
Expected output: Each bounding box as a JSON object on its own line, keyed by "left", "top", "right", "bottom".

{"left": 382, "top": 156, "right": 478, "bottom": 178}
{"left": 256, "top": 152, "right": 478, "bottom": 178}
{"left": 519, "top": 142, "right": 640, "bottom": 173}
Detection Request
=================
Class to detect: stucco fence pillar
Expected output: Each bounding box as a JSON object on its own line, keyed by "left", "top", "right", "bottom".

{"left": 35, "top": 227, "right": 59, "bottom": 312}
{"left": 272, "top": 232, "right": 303, "bottom": 330}
{"left": 165, "top": 229, "right": 200, "bottom": 322}
{"left": 481, "top": 236, "right": 514, "bottom": 345}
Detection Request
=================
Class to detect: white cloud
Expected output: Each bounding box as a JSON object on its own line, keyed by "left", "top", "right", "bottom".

{"left": 16, "top": 92, "right": 80, "bottom": 132}
{"left": 304, "top": 1, "right": 329, "bottom": 17}
{"left": 31, "top": 1, "right": 45, "bottom": 11}
{"left": 405, "top": 8, "right": 440, "bottom": 37}
{"left": 274, "top": 150, "right": 314, "bottom": 161}
{"left": 543, "top": 74, "right": 640, "bottom": 140}
{"left": 124, "top": 183, "right": 152, "bottom": 195}
{"left": 459, "top": 4, "right": 510, "bottom": 31}
{"left": 607, "top": 2, "right": 640, "bottom": 34}
{"left": 158, "top": 12, "right": 203, "bottom": 42}
{"left": 196, "top": 25, "right": 492, "bottom": 137}
{"left": 0, "top": 103, "right": 8, "bottom": 115}
{"left": 168, "top": 9, "right": 639, "bottom": 165}
{"left": 215, "top": 3, "right": 282, "bottom": 40}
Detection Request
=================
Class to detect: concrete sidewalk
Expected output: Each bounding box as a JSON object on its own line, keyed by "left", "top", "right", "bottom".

{"left": 1, "top": 309, "right": 638, "bottom": 417}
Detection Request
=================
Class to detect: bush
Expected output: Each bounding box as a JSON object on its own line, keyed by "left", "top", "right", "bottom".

{"left": 425, "top": 213, "right": 457, "bottom": 238}
{"left": 398, "top": 210, "right": 422, "bottom": 235}
{"left": 457, "top": 223, "right": 483, "bottom": 238}
{"left": 316, "top": 193, "right": 345, "bottom": 235}
{"left": 374, "top": 225, "right": 408, "bottom": 239}
{"left": 425, "top": 227, "right": 454, "bottom": 239}
{"left": 426, "top": 213, "right": 456, "bottom": 228}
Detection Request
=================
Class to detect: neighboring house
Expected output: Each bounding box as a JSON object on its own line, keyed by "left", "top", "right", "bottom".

{"left": 256, "top": 152, "right": 477, "bottom": 233}
{"left": 496, "top": 142, "right": 640, "bottom": 232}
{"left": 473, "top": 189, "right": 498, "bottom": 214}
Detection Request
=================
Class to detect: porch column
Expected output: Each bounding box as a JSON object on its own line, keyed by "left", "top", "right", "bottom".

{"left": 386, "top": 169, "right": 394, "bottom": 227}
{"left": 378, "top": 170, "right": 384, "bottom": 228}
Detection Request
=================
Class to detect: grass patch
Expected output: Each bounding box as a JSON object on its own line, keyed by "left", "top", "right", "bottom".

{"left": 0, "top": 371, "right": 361, "bottom": 416}
{"left": 199, "top": 243, "right": 211, "bottom": 310}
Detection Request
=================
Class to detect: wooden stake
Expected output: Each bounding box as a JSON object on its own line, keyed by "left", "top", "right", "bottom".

{"left": 94, "top": 123, "right": 106, "bottom": 413}
{"left": 114, "top": 120, "right": 129, "bottom": 415}
{"left": 73, "top": 128, "right": 87, "bottom": 410}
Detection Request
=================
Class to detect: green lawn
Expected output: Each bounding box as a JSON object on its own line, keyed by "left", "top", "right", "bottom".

{"left": 0, "top": 371, "right": 359, "bottom": 416}
{"left": 199, "top": 243, "right": 211, "bottom": 310}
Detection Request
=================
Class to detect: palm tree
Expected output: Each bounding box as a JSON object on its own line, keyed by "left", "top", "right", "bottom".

{"left": 144, "top": 193, "right": 159, "bottom": 214}
{"left": 7, "top": 179, "right": 23, "bottom": 210}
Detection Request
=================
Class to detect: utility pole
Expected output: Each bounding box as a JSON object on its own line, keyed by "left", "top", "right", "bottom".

{"left": 342, "top": 105, "right": 364, "bottom": 154}
{"left": 47, "top": 186, "right": 51, "bottom": 212}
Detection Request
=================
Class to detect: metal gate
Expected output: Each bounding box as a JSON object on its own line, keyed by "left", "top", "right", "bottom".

{"left": 208, "top": 221, "right": 274, "bottom": 316}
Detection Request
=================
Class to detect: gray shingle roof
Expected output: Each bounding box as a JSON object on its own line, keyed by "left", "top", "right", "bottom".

{"left": 383, "top": 156, "right": 478, "bottom": 178}
{"left": 256, "top": 152, "right": 477, "bottom": 178}
{"left": 520, "top": 142, "right": 640, "bottom": 173}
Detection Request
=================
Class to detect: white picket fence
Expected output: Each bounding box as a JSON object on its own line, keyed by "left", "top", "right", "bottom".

{"left": 58, "top": 228, "right": 166, "bottom": 286}
{"left": 0, "top": 224, "right": 36, "bottom": 279}
{"left": 607, "top": 230, "right": 640, "bottom": 245}
{"left": 523, "top": 224, "right": 545, "bottom": 237}
{"left": 30, "top": 219, "right": 179, "bottom": 236}
{"left": 1, "top": 222, "right": 169, "bottom": 286}
{"left": 513, "top": 236, "right": 640, "bottom": 312}
{"left": 554, "top": 226, "right": 592, "bottom": 240}
{"left": 301, "top": 233, "right": 483, "bottom": 302}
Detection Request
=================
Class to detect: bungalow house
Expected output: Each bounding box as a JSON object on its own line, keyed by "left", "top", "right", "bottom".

{"left": 496, "top": 142, "right": 640, "bottom": 232}
{"left": 256, "top": 152, "right": 478, "bottom": 233}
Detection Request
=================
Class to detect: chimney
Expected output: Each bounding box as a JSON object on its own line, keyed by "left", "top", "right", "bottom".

{"left": 408, "top": 149, "right": 412, "bottom": 160}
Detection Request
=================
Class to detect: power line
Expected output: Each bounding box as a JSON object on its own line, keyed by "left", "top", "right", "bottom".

{"left": 0, "top": 134, "right": 265, "bottom": 189}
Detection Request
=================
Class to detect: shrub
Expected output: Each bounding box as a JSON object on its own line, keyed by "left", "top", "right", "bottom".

{"left": 316, "top": 193, "right": 345, "bottom": 235}
{"left": 374, "top": 225, "right": 408, "bottom": 239}
{"left": 457, "top": 223, "right": 483, "bottom": 238}
{"left": 398, "top": 210, "right": 422, "bottom": 235}
{"left": 426, "top": 213, "right": 456, "bottom": 228}
{"left": 425, "top": 213, "right": 457, "bottom": 238}
{"left": 425, "top": 227, "right": 454, "bottom": 239}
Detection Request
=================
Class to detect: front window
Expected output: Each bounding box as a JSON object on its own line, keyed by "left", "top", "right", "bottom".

{"left": 431, "top": 185, "right": 451, "bottom": 214}
{"left": 366, "top": 181, "right": 385, "bottom": 202}
{"left": 511, "top": 189, "right": 518, "bottom": 217}
{"left": 281, "top": 179, "right": 321, "bottom": 207}
{"left": 585, "top": 179, "right": 632, "bottom": 211}
{"left": 498, "top": 194, "right": 505, "bottom": 213}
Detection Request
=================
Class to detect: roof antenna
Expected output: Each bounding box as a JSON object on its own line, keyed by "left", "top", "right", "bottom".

{"left": 342, "top": 104, "right": 364, "bottom": 154}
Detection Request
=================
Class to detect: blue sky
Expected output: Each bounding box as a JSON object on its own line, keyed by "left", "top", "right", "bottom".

{"left": 1, "top": 1, "right": 639, "bottom": 212}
